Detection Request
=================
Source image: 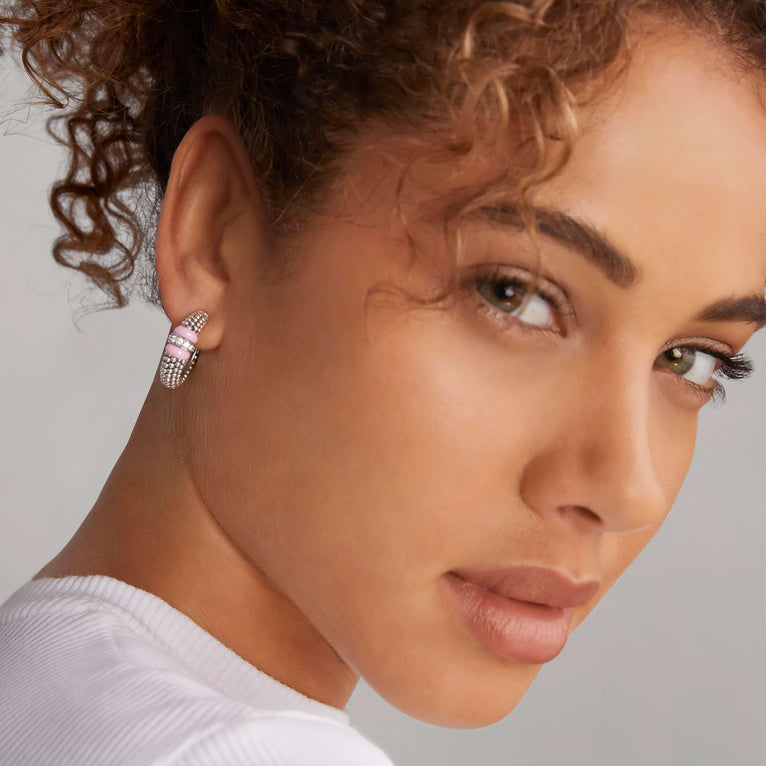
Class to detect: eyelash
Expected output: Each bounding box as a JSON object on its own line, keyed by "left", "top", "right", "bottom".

{"left": 467, "top": 264, "right": 755, "bottom": 406}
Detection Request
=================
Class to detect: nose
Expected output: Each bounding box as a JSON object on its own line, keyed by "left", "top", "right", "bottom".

{"left": 518, "top": 356, "right": 669, "bottom": 535}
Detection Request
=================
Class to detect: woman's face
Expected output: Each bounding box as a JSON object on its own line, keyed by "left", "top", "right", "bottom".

{"left": 189, "top": 23, "right": 766, "bottom": 726}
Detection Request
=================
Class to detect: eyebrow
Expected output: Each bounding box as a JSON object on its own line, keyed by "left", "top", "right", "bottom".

{"left": 693, "top": 295, "right": 766, "bottom": 330}
{"left": 471, "top": 201, "right": 639, "bottom": 288}
{"left": 470, "top": 201, "right": 766, "bottom": 330}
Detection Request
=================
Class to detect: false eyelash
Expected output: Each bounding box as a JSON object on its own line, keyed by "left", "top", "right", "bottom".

{"left": 714, "top": 352, "right": 754, "bottom": 380}
{"left": 676, "top": 351, "right": 754, "bottom": 407}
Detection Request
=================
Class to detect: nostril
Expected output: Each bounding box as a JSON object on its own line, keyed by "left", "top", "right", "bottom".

{"left": 558, "top": 505, "right": 603, "bottom": 526}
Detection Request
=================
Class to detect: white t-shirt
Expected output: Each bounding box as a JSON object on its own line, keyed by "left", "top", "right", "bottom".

{"left": 0, "top": 574, "right": 396, "bottom": 765}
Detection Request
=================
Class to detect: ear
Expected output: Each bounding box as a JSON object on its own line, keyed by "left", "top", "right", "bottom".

{"left": 154, "top": 114, "right": 266, "bottom": 350}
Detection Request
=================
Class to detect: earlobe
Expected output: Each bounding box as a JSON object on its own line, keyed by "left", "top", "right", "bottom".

{"left": 154, "top": 114, "right": 263, "bottom": 351}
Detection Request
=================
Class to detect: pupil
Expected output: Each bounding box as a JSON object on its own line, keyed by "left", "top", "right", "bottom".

{"left": 663, "top": 347, "right": 693, "bottom": 374}
{"left": 495, "top": 282, "right": 523, "bottom": 303}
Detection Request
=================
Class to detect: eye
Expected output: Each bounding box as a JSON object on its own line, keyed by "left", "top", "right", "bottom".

{"left": 654, "top": 344, "right": 754, "bottom": 406}
{"left": 654, "top": 346, "right": 717, "bottom": 385}
{"left": 477, "top": 279, "right": 553, "bottom": 327}
{"left": 471, "top": 265, "right": 572, "bottom": 333}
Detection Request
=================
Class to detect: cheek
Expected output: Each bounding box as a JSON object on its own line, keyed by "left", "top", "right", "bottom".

{"left": 245, "top": 309, "right": 542, "bottom": 593}
{"left": 651, "top": 386, "right": 700, "bottom": 507}
{"left": 202, "top": 299, "right": 548, "bottom": 698}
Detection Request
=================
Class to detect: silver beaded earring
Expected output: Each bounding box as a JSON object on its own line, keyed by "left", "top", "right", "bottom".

{"left": 159, "top": 310, "right": 209, "bottom": 389}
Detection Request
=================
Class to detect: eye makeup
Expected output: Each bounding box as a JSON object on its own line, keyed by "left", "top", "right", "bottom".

{"left": 463, "top": 262, "right": 755, "bottom": 406}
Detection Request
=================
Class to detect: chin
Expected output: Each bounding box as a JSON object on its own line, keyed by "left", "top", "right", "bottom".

{"left": 362, "top": 650, "right": 544, "bottom": 729}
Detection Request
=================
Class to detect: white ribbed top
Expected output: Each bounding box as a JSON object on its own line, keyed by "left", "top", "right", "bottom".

{"left": 0, "top": 574, "right": 395, "bottom": 765}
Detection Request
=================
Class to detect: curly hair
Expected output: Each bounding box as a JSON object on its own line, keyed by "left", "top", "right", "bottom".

{"left": 0, "top": 0, "right": 764, "bottom": 316}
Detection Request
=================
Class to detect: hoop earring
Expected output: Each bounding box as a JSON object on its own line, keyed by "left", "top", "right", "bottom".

{"left": 159, "top": 310, "right": 210, "bottom": 389}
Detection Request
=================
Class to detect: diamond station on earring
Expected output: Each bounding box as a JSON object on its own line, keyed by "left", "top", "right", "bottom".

{"left": 159, "top": 310, "right": 209, "bottom": 389}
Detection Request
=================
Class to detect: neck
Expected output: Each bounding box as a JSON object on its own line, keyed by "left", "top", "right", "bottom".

{"left": 33, "top": 375, "right": 359, "bottom": 710}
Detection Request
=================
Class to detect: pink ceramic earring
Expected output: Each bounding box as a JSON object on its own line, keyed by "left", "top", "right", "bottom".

{"left": 159, "top": 310, "right": 209, "bottom": 389}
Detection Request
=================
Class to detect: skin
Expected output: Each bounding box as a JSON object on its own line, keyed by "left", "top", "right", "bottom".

{"left": 33, "top": 18, "right": 766, "bottom": 728}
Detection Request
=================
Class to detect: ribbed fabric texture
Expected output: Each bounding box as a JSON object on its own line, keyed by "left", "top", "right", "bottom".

{"left": 0, "top": 575, "right": 395, "bottom": 765}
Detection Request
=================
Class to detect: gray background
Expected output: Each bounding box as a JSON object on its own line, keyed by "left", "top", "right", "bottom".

{"left": 1, "top": 56, "right": 764, "bottom": 765}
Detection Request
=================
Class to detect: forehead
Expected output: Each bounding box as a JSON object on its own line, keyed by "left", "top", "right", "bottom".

{"left": 331, "top": 16, "right": 766, "bottom": 308}
{"left": 533, "top": 19, "right": 766, "bottom": 296}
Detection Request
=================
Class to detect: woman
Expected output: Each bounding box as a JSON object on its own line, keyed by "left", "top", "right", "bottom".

{"left": 0, "top": 0, "right": 764, "bottom": 763}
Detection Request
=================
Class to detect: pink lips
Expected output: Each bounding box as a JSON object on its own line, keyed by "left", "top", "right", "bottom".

{"left": 450, "top": 565, "right": 601, "bottom": 608}
{"left": 444, "top": 566, "right": 600, "bottom": 664}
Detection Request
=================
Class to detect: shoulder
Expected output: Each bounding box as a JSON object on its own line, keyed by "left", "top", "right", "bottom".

{"left": 149, "top": 710, "right": 396, "bottom": 766}
{"left": 0, "top": 581, "right": 396, "bottom": 764}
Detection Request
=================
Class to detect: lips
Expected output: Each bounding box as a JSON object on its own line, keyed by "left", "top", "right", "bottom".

{"left": 449, "top": 565, "right": 600, "bottom": 608}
